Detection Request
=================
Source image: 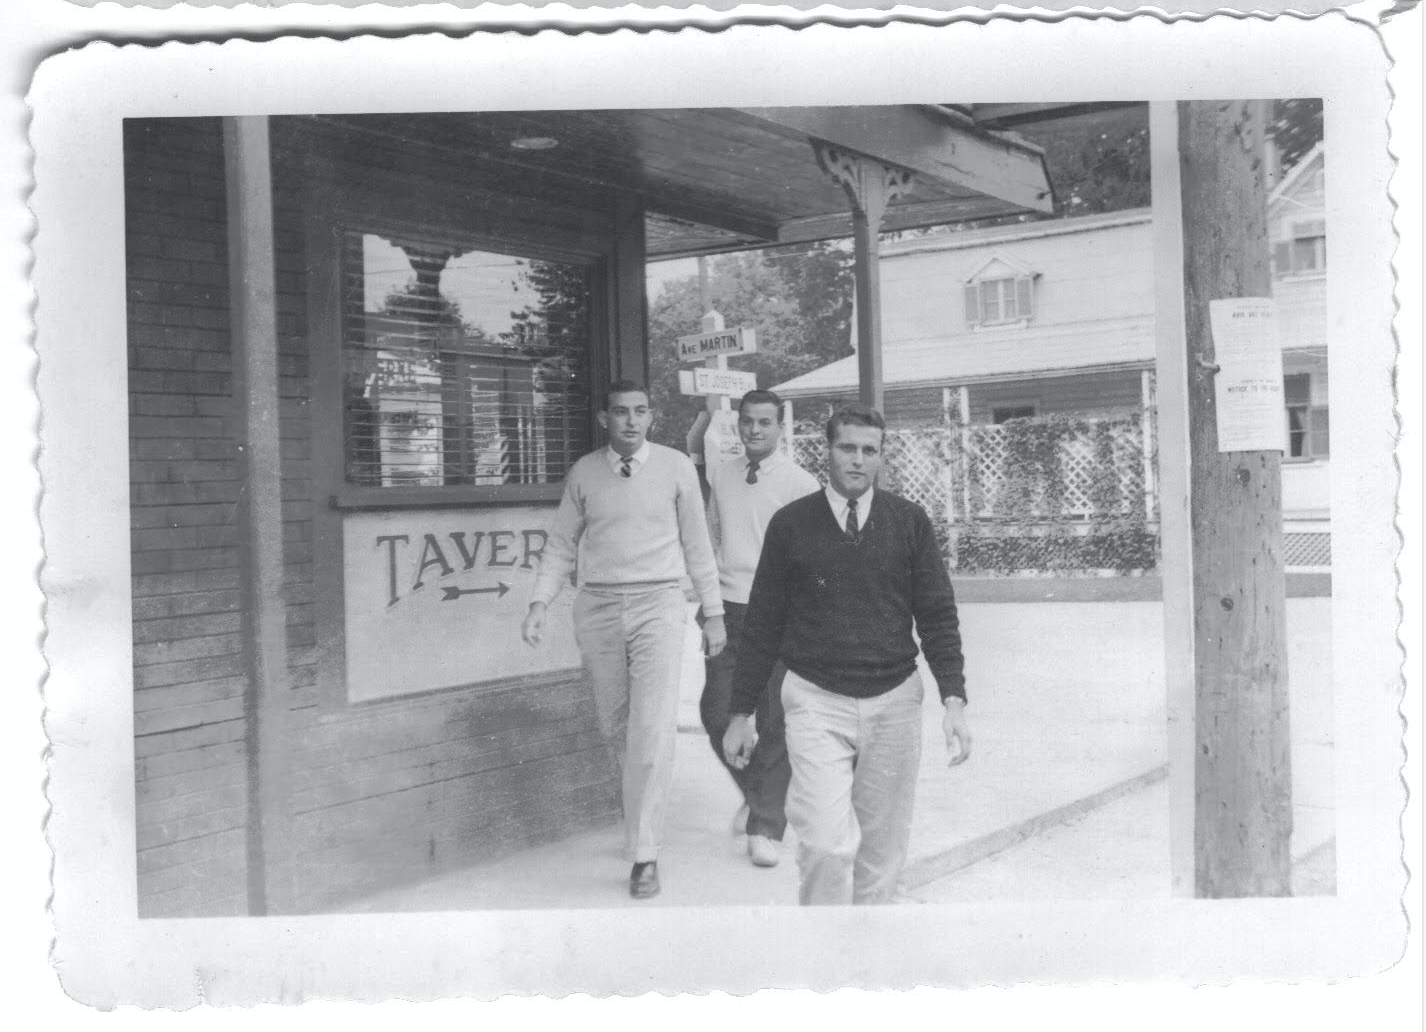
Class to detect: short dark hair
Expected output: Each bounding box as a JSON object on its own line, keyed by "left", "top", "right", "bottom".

{"left": 737, "top": 389, "right": 784, "bottom": 418}
{"left": 604, "top": 379, "right": 650, "bottom": 410}
{"left": 825, "top": 403, "right": 886, "bottom": 445}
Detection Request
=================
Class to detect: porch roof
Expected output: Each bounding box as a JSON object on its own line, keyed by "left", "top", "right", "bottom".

{"left": 296, "top": 107, "right": 1055, "bottom": 258}
{"left": 773, "top": 316, "right": 1157, "bottom": 396}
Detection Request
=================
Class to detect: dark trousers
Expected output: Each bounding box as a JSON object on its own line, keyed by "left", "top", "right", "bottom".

{"left": 700, "top": 601, "right": 791, "bottom": 840}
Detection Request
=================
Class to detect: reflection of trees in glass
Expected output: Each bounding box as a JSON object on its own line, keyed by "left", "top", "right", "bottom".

{"left": 504, "top": 259, "right": 591, "bottom": 393}
{"left": 346, "top": 236, "right": 592, "bottom": 487}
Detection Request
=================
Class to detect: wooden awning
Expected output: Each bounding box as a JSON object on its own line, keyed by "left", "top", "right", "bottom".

{"left": 298, "top": 107, "right": 1055, "bottom": 258}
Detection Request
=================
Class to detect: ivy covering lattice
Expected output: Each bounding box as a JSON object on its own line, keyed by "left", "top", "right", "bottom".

{"left": 965, "top": 416, "right": 1150, "bottom": 521}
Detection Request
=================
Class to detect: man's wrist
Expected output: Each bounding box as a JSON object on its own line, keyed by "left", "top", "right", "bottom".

{"left": 942, "top": 694, "right": 966, "bottom": 710}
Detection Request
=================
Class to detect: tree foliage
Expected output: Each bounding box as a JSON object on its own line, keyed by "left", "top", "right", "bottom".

{"left": 646, "top": 242, "right": 853, "bottom": 447}
{"left": 504, "top": 258, "right": 592, "bottom": 394}
{"left": 1268, "top": 98, "right": 1324, "bottom": 171}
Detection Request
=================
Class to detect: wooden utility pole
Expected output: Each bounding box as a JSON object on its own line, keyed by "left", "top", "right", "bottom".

{"left": 1156, "top": 100, "right": 1293, "bottom": 897}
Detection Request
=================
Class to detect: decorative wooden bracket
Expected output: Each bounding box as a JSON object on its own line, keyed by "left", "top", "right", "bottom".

{"left": 812, "top": 139, "right": 916, "bottom": 229}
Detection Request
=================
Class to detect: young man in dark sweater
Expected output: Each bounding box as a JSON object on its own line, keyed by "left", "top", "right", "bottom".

{"left": 723, "top": 404, "right": 972, "bottom": 905}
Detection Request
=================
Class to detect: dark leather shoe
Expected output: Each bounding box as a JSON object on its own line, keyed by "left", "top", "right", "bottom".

{"left": 629, "top": 861, "right": 660, "bottom": 899}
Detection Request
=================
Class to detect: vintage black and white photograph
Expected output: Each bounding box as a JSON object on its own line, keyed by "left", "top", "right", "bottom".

{"left": 28, "top": 13, "right": 1407, "bottom": 1004}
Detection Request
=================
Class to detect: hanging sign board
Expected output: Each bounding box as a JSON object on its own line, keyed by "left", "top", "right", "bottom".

{"left": 1209, "top": 297, "right": 1286, "bottom": 453}
{"left": 703, "top": 409, "right": 746, "bottom": 467}
{"left": 676, "top": 326, "right": 757, "bottom": 361}
{"left": 342, "top": 506, "right": 580, "bottom": 701}
{"left": 678, "top": 367, "right": 759, "bottom": 397}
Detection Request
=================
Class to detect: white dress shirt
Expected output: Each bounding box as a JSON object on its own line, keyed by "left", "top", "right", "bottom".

{"left": 605, "top": 441, "right": 651, "bottom": 477}
{"left": 824, "top": 485, "right": 873, "bottom": 533}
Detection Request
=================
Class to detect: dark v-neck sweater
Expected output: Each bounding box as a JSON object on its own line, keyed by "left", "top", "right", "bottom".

{"left": 730, "top": 489, "right": 966, "bottom": 714}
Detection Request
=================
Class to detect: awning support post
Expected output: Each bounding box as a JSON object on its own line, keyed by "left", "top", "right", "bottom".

{"left": 812, "top": 140, "right": 914, "bottom": 414}
{"left": 223, "top": 115, "right": 296, "bottom": 915}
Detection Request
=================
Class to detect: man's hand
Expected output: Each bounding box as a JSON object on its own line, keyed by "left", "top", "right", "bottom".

{"left": 703, "top": 614, "right": 727, "bottom": 657}
{"left": 942, "top": 696, "right": 972, "bottom": 766}
{"left": 521, "top": 603, "right": 547, "bottom": 648}
{"left": 723, "top": 713, "right": 757, "bottom": 770}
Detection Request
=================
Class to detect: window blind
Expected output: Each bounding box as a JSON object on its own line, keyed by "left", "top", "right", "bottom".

{"left": 341, "top": 231, "right": 594, "bottom": 489}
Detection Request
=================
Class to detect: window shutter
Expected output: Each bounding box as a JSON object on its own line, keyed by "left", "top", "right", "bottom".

{"left": 1310, "top": 407, "right": 1330, "bottom": 457}
{"left": 963, "top": 282, "right": 981, "bottom": 328}
{"left": 1014, "top": 275, "right": 1034, "bottom": 321}
{"left": 1273, "top": 241, "right": 1292, "bottom": 275}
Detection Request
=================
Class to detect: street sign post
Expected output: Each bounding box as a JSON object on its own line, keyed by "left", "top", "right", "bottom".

{"left": 676, "top": 326, "right": 757, "bottom": 362}
{"left": 678, "top": 366, "right": 759, "bottom": 397}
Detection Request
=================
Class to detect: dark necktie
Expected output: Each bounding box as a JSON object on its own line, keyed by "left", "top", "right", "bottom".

{"left": 845, "top": 497, "right": 859, "bottom": 538}
{"left": 746, "top": 458, "right": 760, "bottom": 485}
{"left": 619, "top": 456, "right": 633, "bottom": 478}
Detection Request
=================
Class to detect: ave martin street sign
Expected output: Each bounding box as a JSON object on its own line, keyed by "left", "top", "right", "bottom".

{"left": 676, "top": 326, "right": 757, "bottom": 361}
{"left": 679, "top": 367, "right": 759, "bottom": 398}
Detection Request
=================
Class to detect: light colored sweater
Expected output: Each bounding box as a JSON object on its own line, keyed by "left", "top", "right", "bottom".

{"left": 531, "top": 442, "right": 723, "bottom": 617}
{"left": 707, "top": 450, "right": 821, "bottom": 604}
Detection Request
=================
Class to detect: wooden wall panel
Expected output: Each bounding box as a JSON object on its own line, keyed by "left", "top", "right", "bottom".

{"left": 127, "top": 118, "right": 253, "bottom": 915}
{"left": 130, "top": 117, "right": 626, "bottom": 916}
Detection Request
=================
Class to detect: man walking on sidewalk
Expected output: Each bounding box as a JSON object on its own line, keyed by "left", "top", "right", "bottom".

{"left": 702, "top": 389, "right": 820, "bottom": 869}
{"left": 523, "top": 380, "right": 726, "bottom": 901}
{"left": 723, "top": 404, "right": 972, "bottom": 905}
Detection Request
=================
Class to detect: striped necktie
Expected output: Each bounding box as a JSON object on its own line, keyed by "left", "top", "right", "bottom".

{"left": 619, "top": 455, "right": 633, "bottom": 478}
{"left": 845, "top": 496, "right": 859, "bottom": 538}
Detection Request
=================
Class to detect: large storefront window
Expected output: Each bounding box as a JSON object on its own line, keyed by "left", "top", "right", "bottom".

{"left": 341, "top": 231, "right": 594, "bottom": 489}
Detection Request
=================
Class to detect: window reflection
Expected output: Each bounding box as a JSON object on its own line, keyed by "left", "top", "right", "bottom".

{"left": 342, "top": 232, "right": 593, "bottom": 488}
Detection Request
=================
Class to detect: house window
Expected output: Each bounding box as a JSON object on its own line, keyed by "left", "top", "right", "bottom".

{"left": 964, "top": 274, "right": 1035, "bottom": 328}
{"left": 1274, "top": 219, "right": 1326, "bottom": 276}
{"left": 992, "top": 403, "right": 1038, "bottom": 424}
{"left": 341, "top": 230, "right": 594, "bottom": 489}
{"left": 1284, "top": 373, "right": 1329, "bottom": 460}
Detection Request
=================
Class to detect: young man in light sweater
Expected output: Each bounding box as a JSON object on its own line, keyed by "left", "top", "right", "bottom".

{"left": 522, "top": 381, "right": 726, "bottom": 900}
{"left": 723, "top": 404, "right": 972, "bottom": 905}
{"left": 702, "top": 390, "right": 820, "bottom": 869}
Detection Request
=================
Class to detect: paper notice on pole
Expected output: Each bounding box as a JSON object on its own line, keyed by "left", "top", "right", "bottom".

{"left": 704, "top": 409, "right": 745, "bottom": 468}
{"left": 1208, "top": 297, "right": 1286, "bottom": 452}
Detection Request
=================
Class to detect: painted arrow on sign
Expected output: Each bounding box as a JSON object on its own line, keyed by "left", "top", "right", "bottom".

{"left": 440, "top": 582, "right": 511, "bottom": 602}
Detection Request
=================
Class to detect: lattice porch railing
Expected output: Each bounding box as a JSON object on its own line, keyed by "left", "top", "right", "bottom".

{"left": 791, "top": 415, "right": 1153, "bottom": 526}
{"left": 964, "top": 416, "right": 1151, "bottom": 522}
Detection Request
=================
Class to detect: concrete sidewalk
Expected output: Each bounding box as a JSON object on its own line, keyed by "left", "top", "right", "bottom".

{"left": 338, "top": 599, "right": 1333, "bottom": 911}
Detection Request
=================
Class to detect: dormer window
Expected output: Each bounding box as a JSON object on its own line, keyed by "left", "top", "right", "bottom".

{"left": 963, "top": 255, "right": 1037, "bottom": 330}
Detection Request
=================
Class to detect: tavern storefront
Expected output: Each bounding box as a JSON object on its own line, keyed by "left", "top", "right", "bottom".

{"left": 127, "top": 108, "right": 1051, "bottom": 916}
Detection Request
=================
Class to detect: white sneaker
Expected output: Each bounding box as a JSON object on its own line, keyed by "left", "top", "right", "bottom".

{"left": 748, "top": 834, "right": 780, "bottom": 868}
{"left": 730, "top": 803, "right": 750, "bottom": 836}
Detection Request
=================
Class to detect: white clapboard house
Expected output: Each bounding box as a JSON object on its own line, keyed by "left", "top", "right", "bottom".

{"left": 775, "top": 145, "right": 1330, "bottom": 571}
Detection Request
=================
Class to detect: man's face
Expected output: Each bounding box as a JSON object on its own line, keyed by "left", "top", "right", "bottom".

{"left": 827, "top": 422, "right": 883, "bottom": 500}
{"left": 598, "top": 391, "right": 653, "bottom": 456}
{"left": 737, "top": 402, "right": 782, "bottom": 461}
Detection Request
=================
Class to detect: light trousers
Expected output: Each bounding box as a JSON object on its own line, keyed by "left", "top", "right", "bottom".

{"left": 573, "top": 583, "right": 687, "bottom": 863}
{"left": 781, "top": 668, "right": 924, "bottom": 905}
